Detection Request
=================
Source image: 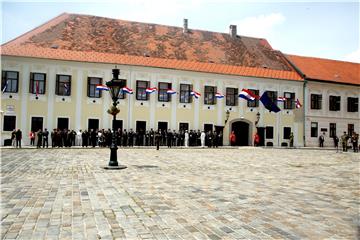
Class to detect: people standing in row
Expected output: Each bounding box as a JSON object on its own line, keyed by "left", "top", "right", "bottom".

{"left": 29, "top": 131, "right": 35, "bottom": 146}
{"left": 42, "top": 128, "right": 49, "bottom": 148}
{"left": 341, "top": 131, "right": 349, "bottom": 152}
{"left": 351, "top": 132, "right": 359, "bottom": 152}
{"left": 229, "top": 131, "right": 236, "bottom": 146}
{"left": 319, "top": 133, "right": 325, "bottom": 147}
{"left": 15, "top": 129, "right": 22, "bottom": 148}
{"left": 333, "top": 135, "right": 339, "bottom": 152}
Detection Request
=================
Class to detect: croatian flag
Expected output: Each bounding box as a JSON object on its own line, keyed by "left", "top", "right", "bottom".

{"left": 146, "top": 87, "right": 157, "bottom": 94}
{"left": 64, "top": 83, "right": 69, "bottom": 95}
{"left": 296, "top": 99, "right": 302, "bottom": 109}
{"left": 96, "top": 84, "right": 109, "bottom": 91}
{"left": 215, "top": 92, "right": 224, "bottom": 99}
{"left": 166, "top": 89, "right": 176, "bottom": 94}
{"left": 121, "top": 87, "right": 133, "bottom": 94}
{"left": 2, "top": 80, "right": 8, "bottom": 93}
{"left": 277, "top": 97, "right": 286, "bottom": 102}
{"left": 190, "top": 91, "right": 201, "bottom": 99}
{"left": 36, "top": 81, "right": 39, "bottom": 96}
{"left": 239, "top": 89, "right": 258, "bottom": 101}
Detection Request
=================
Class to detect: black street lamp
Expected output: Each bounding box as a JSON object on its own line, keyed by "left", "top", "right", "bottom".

{"left": 104, "top": 67, "right": 127, "bottom": 170}
{"left": 224, "top": 110, "right": 230, "bottom": 124}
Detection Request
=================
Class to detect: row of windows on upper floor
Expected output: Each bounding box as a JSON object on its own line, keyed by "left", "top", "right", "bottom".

{"left": 310, "top": 122, "right": 355, "bottom": 139}
{"left": 310, "top": 94, "right": 358, "bottom": 113}
{"left": 2, "top": 70, "right": 301, "bottom": 109}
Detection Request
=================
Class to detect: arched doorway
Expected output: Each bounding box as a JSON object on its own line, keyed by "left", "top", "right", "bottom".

{"left": 231, "top": 120, "right": 251, "bottom": 146}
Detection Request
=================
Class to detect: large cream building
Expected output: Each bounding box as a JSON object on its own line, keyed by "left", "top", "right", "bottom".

{"left": 1, "top": 13, "right": 358, "bottom": 147}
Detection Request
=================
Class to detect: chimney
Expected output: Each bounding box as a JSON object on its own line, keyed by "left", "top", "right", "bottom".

{"left": 183, "top": 18, "right": 188, "bottom": 33}
{"left": 229, "top": 25, "right": 237, "bottom": 38}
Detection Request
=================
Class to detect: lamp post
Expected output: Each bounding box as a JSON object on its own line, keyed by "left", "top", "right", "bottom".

{"left": 224, "top": 110, "right": 230, "bottom": 125}
{"left": 255, "top": 112, "right": 260, "bottom": 126}
{"left": 104, "top": 67, "right": 127, "bottom": 170}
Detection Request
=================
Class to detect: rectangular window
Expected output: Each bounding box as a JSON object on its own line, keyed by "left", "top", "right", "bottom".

{"left": 329, "top": 123, "right": 336, "bottom": 138}
{"left": 1, "top": 71, "right": 19, "bottom": 93}
{"left": 56, "top": 75, "right": 71, "bottom": 96}
{"left": 3, "top": 115, "right": 16, "bottom": 131}
{"left": 204, "top": 86, "right": 216, "bottom": 105}
{"left": 266, "top": 91, "right": 278, "bottom": 106}
{"left": 283, "top": 127, "right": 291, "bottom": 139}
{"left": 88, "top": 119, "right": 99, "bottom": 131}
{"left": 114, "top": 120, "right": 123, "bottom": 131}
{"left": 158, "top": 121, "right": 168, "bottom": 131}
{"left": 158, "top": 82, "right": 171, "bottom": 102}
{"left": 29, "top": 73, "right": 46, "bottom": 95}
{"left": 204, "top": 124, "right": 213, "bottom": 132}
{"left": 311, "top": 94, "right": 322, "bottom": 109}
{"left": 247, "top": 89, "right": 259, "bottom": 107}
{"left": 329, "top": 96, "right": 341, "bottom": 111}
{"left": 180, "top": 84, "right": 192, "bottom": 103}
{"left": 348, "top": 124, "right": 354, "bottom": 137}
{"left": 311, "top": 122, "right": 318, "bottom": 137}
{"left": 266, "top": 126, "right": 273, "bottom": 139}
{"left": 87, "top": 77, "right": 102, "bottom": 98}
{"left": 226, "top": 88, "right": 238, "bottom": 106}
{"left": 136, "top": 121, "right": 146, "bottom": 133}
{"left": 31, "top": 117, "right": 43, "bottom": 132}
{"left": 179, "top": 122, "right": 189, "bottom": 131}
{"left": 57, "top": 117, "right": 69, "bottom": 130}
{"left": 347, "top": 97, "right": 359, "bottom": 112}
{"left": 284, "top": 92, "right": 295, "bottom": 109}
{"left": 136, "top": 80, "right": 149, "bottom": 101}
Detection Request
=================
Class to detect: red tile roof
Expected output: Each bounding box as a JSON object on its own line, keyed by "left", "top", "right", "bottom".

{"left": 1, "top": 13, "right": 302, "bottom": 81}
{"left": 286, "top": 54, "right": 360, "bottom": 85}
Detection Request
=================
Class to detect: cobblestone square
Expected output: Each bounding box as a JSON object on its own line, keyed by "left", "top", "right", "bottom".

{"left": 1, "top": 148, "right": 359, "bottom": 239}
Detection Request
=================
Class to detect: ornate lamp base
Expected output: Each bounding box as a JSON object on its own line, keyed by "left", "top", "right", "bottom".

{"left": 104, "top": 165, "right": 127, "bottom": 170}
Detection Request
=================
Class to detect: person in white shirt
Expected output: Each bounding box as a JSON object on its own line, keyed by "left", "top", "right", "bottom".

{"left": 200, "top": 131, "right": 206, "bottom": 148}
{"left": 184, "top": 130, "right": 189, "bottom": 147}
{"left": 76, "top": 130, "right": 82, "bottom": 146}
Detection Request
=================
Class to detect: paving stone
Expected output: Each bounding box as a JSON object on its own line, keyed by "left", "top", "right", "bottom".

{"left": 1, "top": 148, "right": 358, "bottom": 239}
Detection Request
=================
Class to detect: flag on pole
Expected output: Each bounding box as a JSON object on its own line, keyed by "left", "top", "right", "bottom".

{"left": 2, "top": 80, "right": 8, "bottom": 93}
{"left": 277, "top": 97, "right": 286, "bottom": 102}
{"left": 259, "top": 91, "right": 281, "bottom": 113}
{"left": 36, "top": 81, "right": 39, "bottom": 96}
{"left": 166, "top": 89, "right": 176, "bottom": 94}
{"left": 121, "top": 87, "right": 133, "bottom": 94}
{"left": 64, "top": 83, "right": 69, "bottom": 95}
{"left": 96, "top": 84, "right": 109, "bottom": 91}
{"left": 295, "top": 99, "right": 302, "bottom": 109}
{"left": 145, "top": 87, "right": 157, "bottom": 94}
{"left": 239, "top": 89, "right": 258, "bottom": 101}
{"left": 215, "top": 92, "right": 224, "bottom": 99}
{"left": 190, "top": 91, "right": 201, "bottom": 99}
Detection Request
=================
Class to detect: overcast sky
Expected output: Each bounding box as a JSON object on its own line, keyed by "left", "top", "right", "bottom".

{"left": 1, "top": 0, "right": 359, "bottom": 63}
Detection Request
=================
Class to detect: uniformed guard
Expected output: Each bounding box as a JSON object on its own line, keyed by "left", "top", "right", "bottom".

{"left": 341, "top": 131, "right": 348, "bottom": 152}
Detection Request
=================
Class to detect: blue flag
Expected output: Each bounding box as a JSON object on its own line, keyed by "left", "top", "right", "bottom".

{"left": 260, "top": 92, "right": 281, "bottom": 113}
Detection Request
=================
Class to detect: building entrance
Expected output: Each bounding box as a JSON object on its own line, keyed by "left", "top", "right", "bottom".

{"left": 231, "top": 121, "right": 250, "bottom": 146}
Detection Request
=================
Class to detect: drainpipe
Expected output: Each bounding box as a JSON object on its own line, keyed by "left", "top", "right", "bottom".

{"left": 303, "top": 79, "right": 307, "bottom": 147}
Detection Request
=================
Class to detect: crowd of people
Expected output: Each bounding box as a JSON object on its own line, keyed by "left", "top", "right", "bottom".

{"left": 10, "top": 127, "right": 359, "bottom": 152}
{"left": 24, "top": 128, "right": 224, "bottom": 148}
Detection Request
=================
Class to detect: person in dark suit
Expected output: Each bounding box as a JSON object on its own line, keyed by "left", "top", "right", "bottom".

{"left": 42, "top": 128, "right": 49, "bottom": 148}
{"left": 15, "top": 129, "right": 22, "bottom": 148}
{"left": 37, "top": 129, "right": 43, "bottom": 148}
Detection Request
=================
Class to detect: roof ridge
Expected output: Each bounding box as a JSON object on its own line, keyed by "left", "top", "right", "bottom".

{"left": 286, "top": 53, "right": 360, "bottom": 65}
{"left": 1, "top": 12, "right": 70, "bottom": 47}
